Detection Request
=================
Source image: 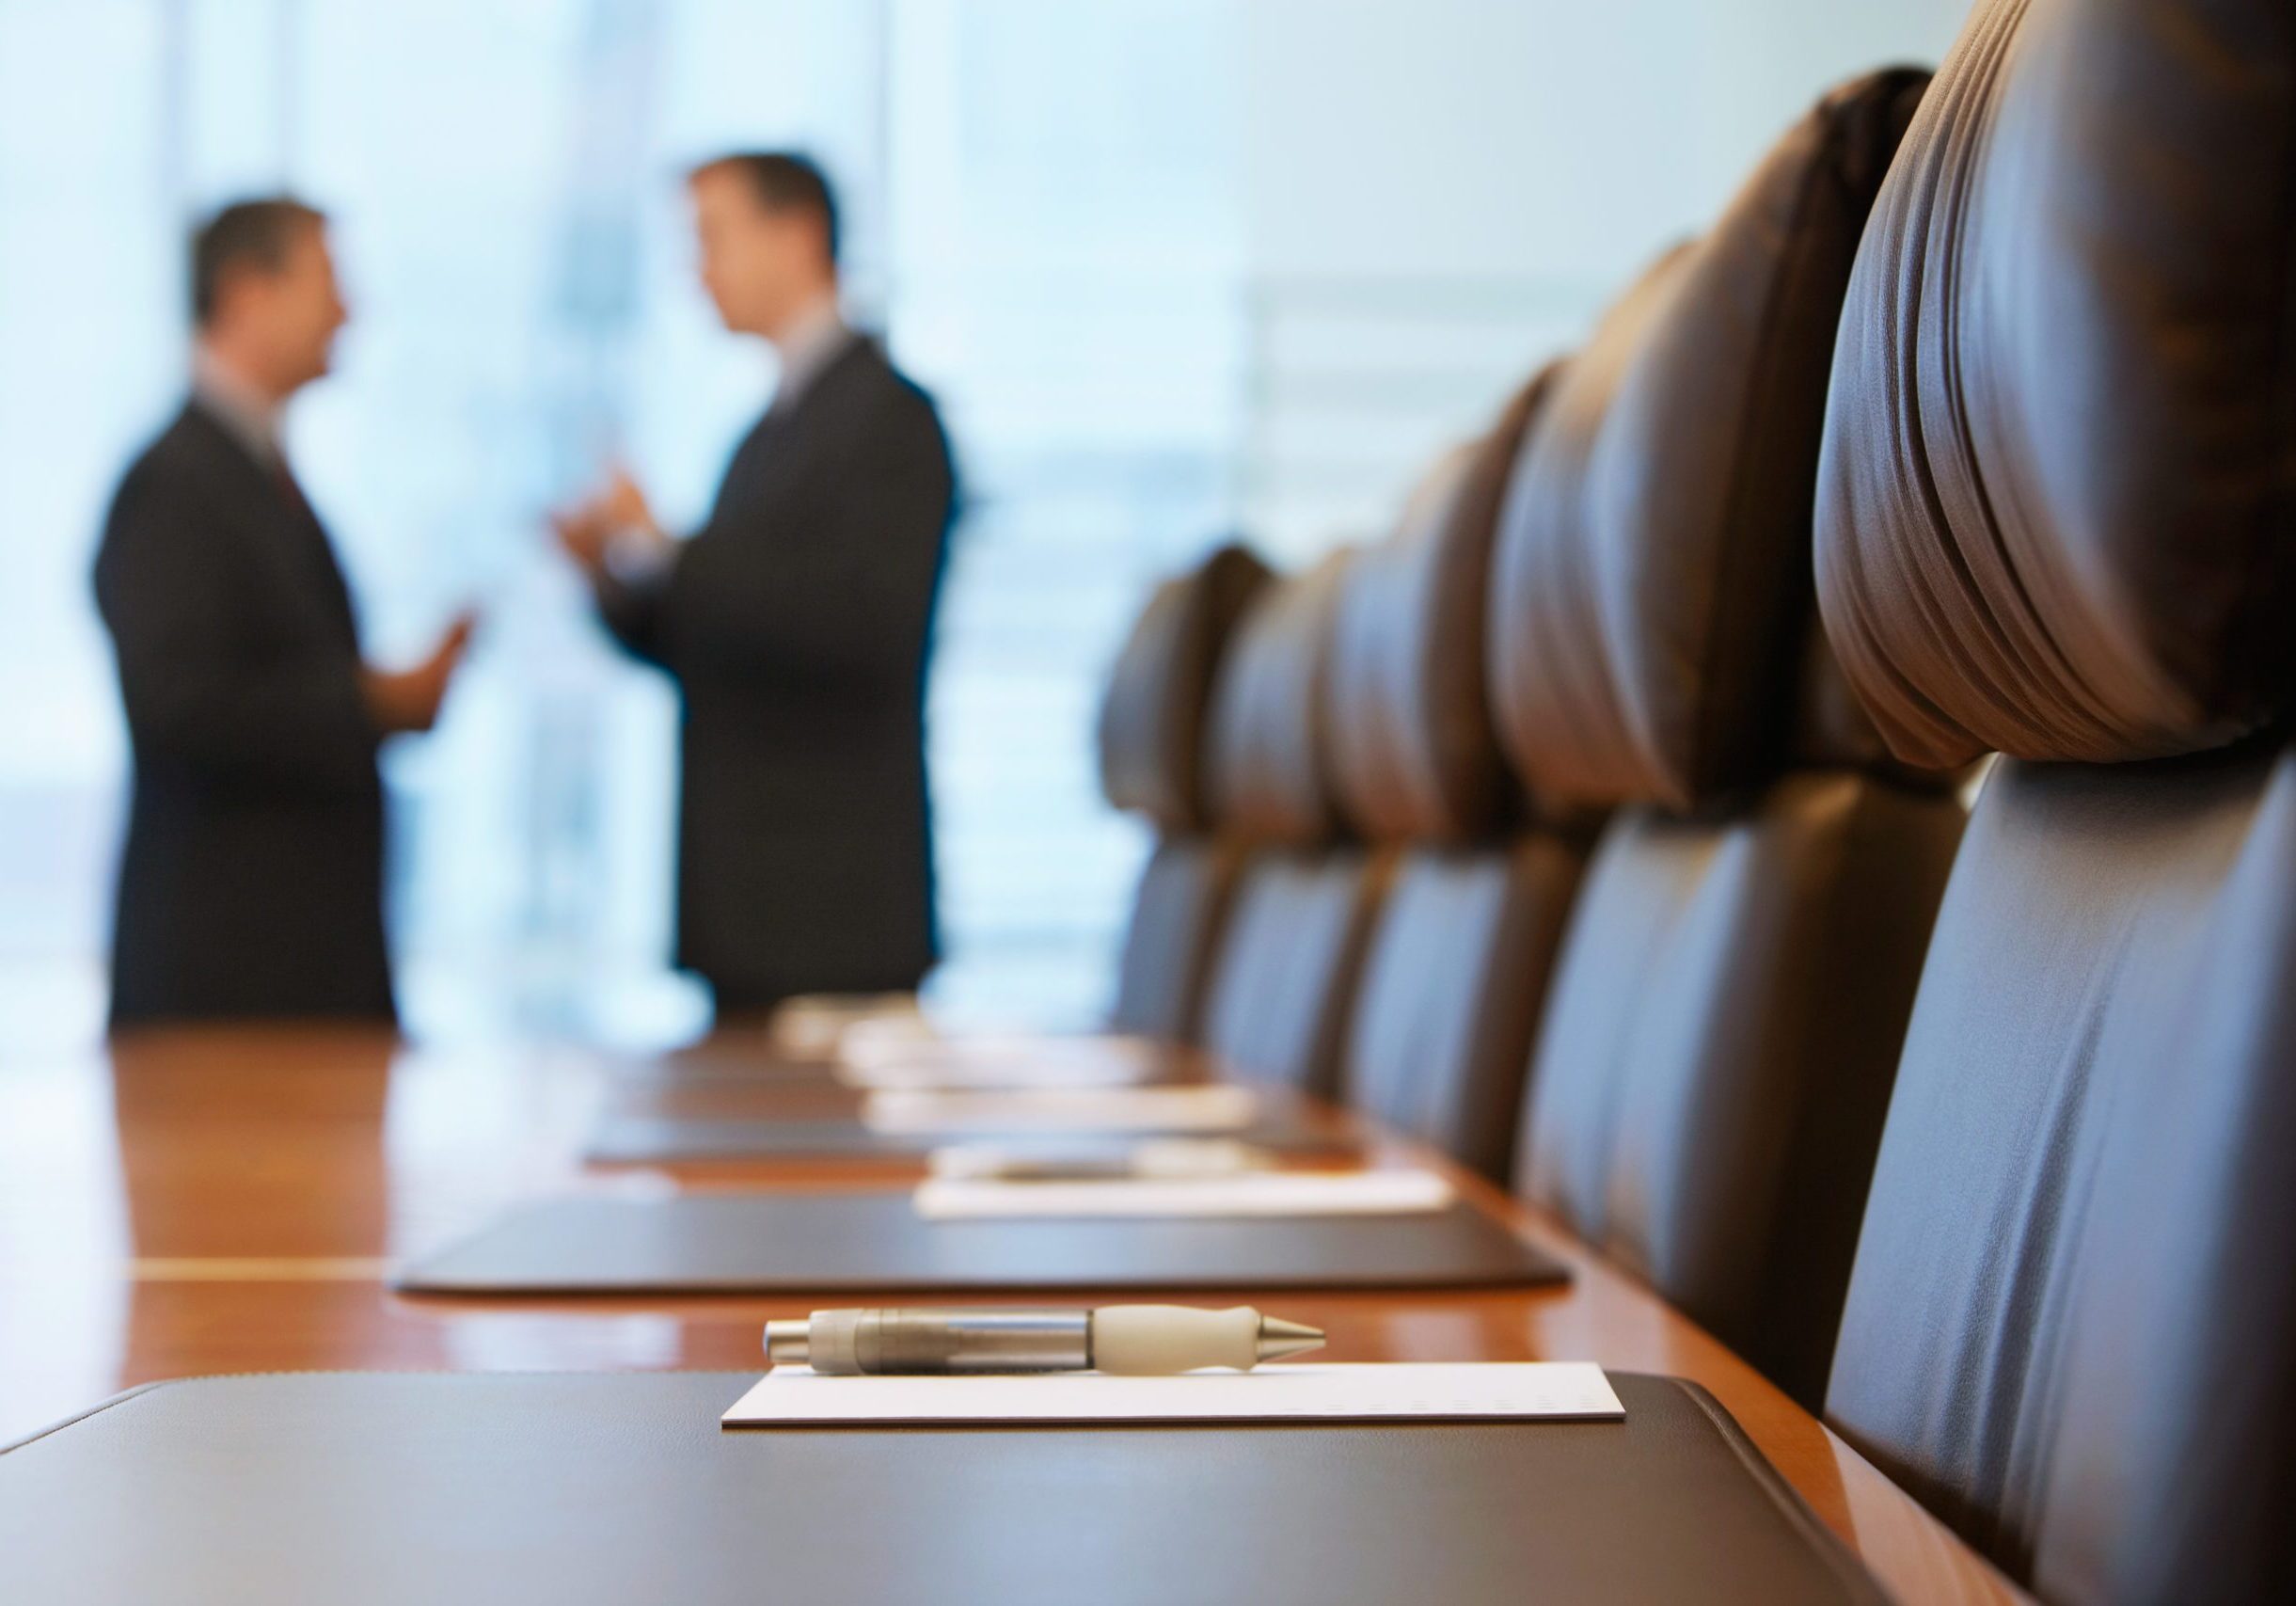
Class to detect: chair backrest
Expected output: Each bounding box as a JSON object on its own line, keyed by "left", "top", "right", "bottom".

{"left": 1327, "top": 371, "right": 1588, "bottom": 1181}
{"left": 1492, "top": 67, "right": 1963, "bottom": 1407}
{"left": 1096, "top": 541, "right": 1271, "bottom": 834}
{"left": 1814, "top": 3, "right": 2296, "bottom": 1598}
{"left": 1103, "top": 836, "right": 1247, "bottom": 1041}
{"left": 1195, "top": 553, "right": 1394, "bottom": 1097}
{"left": 1099, "top": 542, "right": 1271, "bottom": 1039}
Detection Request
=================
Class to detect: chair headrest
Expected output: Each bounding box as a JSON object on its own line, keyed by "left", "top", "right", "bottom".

{"left": 1325, "top": 368, "right": 1563, "bottom": 841}
{"left": 1816, "top": 0, "right": 2296, "bottom": 768}
{"left": 1787, "top": 620, "right": 1962, "bottom": 789}
{"left": 1097, "top": 541, "right": 1273, "bottom": 831}
{"left": 1487, "top": 68, "right": 1931, "bottom": 814}
{"left": 1204, "top": 551, "right": 1357, "bottom": 846}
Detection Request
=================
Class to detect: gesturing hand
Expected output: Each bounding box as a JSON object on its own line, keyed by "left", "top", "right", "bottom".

{"left": 551, "top": 464, "right": 662, "bottom": 580}
{"left": 361, "top": 612, "right": 476, "bottom": 735}
{"left": 550, "top": 501, "right": 613, "bottom": 577}
{"left": 594, "top": 465, "right": 657, "bottom": 539}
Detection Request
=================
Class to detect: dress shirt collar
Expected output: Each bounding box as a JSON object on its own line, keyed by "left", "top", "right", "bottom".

{"left": 768, "top": 293, "right": 855, "bottom": 414}
{"left": 191, "top": 345, "right": 289, "bottom": 466}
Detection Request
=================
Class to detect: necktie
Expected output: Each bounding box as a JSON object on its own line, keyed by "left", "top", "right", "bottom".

{"left": 270, "top": 455, "right": 314, "bottom": 525}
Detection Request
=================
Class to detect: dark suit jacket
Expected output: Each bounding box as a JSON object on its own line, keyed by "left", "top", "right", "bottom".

{"left": 597, "top": 337, "right": 956, "bottom": 1012}
{"left": 93, "top": 401, "right": 393, "bottom": 1027}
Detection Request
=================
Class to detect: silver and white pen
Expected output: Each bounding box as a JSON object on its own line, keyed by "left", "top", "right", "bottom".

{"left": 764, "top": 1304, "right": 1325, "bottom": 1375}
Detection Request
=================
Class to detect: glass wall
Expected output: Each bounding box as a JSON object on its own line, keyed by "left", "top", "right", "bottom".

{"left": 0, "top": 0, "right": 1244, "bottom": 1047}
{"left": 0, "top": 0, "right": 1965, "bottom": 1052}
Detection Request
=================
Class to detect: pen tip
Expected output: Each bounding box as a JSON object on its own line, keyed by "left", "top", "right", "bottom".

{"left": 1257, "top": 1315, "right": 1326, "bottom": 1362}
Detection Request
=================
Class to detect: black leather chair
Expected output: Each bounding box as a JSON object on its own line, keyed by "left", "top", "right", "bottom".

{"left": 1813, "top": 3, "right": 2296, "bottom": 1599}
{"left": 1488, "top": 68, "right": 1964, "bottom": 1409}
{"left": 1194, "top": 552, "right": 1395, "bottom": 1098}
{"left": 1095, "top": 541, "right": 1271, "bottom": 1040}
{"left": 1322, "top": 372, "right": 1589, "bottom": 1183}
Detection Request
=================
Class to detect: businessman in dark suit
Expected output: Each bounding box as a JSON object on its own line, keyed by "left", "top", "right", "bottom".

{"left": 556, "top": 153, "right": 956, "bottom": 1016}
{"left": 94, "top": 199, "right": 471, "bottom": 1027}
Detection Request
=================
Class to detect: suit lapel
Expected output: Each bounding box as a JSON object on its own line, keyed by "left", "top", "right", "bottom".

{"left": 273, "top": 469, "right": 359, "bottom": 643}
{"left": 182, "top": 401, "right": 361, "bottom": 648}
{"left": 709, "top": 338, "right": 880, "bottom": 526}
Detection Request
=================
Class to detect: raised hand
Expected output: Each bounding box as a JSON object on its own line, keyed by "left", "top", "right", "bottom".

{"left": 551, "top": 464, "right": 662, "bottom": 580}
{"left": 360, "top": 612, "right": 476, "bottom": 735}
{"left": 594, "top": 464, "right": 658, "bottom": 539}
{"left": 550, "top": 501, "right": 614, "bottom": 577}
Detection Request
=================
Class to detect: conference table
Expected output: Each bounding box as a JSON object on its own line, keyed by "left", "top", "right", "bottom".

{"left": 0, "top": 1026, "right": 2031, "bottom": 1604}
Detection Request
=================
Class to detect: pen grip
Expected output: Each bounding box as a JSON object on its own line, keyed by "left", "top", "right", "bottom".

{"left": 1092, "top": 1305, "right": 1262, "bottom": 1374}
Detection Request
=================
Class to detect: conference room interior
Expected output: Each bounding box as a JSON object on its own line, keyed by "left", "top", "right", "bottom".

{"left": 3, "top": 1, "right": 2291, "bottom": 1602}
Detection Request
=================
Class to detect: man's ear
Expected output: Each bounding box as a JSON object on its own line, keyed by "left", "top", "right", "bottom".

{"left": 210, "top": 265, "right": 266, "bottom": 325}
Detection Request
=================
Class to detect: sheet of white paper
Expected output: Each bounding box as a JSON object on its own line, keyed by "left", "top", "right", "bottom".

{"left": 837, "top": 1034, "right": 1164, "bottom": 1091}
{"left": 863, "top": 1085, "right": 1260, "bottom": 1136}
{"left": 768, "top": 994, "right": 922, "bottom": 1057}
{"left": 912, "top": 1169, "right": 1454, "bottom": 1218}
{"left": 926, "top": 1137, "right": 1270, "bottom": 1183}
{"left": 722, "top": 1363, "right": 1624, "bottom": 1427}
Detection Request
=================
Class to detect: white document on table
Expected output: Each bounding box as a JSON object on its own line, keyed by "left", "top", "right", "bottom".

{"left": 862, "top": 1085, "right": 1260, "bottom": 1136}
{"left": 836, "top": 1033, "right": 1165, "bottom": 1091}
{"left": 722, "top": 1362, "right": 1624, "bottom": 1428}
{"left": 912, "top": 1169, "right": 1454, "bottom": 1219}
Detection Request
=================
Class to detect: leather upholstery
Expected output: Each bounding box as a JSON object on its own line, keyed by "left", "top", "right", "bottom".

{"left": 1199, "top": 848, "right": 1394, "bottom": 1098}
{"left": 1489, "top": 68, "right": 1930, "bottom": 814}
{"left": 1788, "top": 624, "right": 1958, "bottom": 790}
{"left": 1326, "top": 369, "right": 1560, "bottom": 842}
{"left": 1340, "top": 837, "right": 1585, "bottom": 1183}
{"left": 1517, "top": 773, "right": 1961, "bottom": 1407}
{"left": 1812, "top": 4, "right": 2296, "bottom": 1598}
{"left": 1107, "top": 835, "right": 1244, "bottom": 1042}
{"left": 1189, "top": 558, "right": 1394, "bottom": 1094}
{"left": 1099, "top": 542, "right": 1271, "bottom": 1041}
{"left": 1828, "top": 740, "right": 2296, "bottom": 1602}
{"left": 1097, "top": 542, "right": 1271, "bottom": 831}
{"left": 1815, "top": 0, "right": 2296, "bottom": 770}
{"left": 1302, "top": 384, "right": 1584, "bottom": 1179}
{"left": 1206, "top": 550, "right": 1354, "bottom": 847}
{"left": 1484, "top": 68, "right": 1950, "bottom": 1408}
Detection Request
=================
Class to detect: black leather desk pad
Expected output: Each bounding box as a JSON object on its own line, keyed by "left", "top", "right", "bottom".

{"left": 394, "top": 1190, "right": 1567, "bottom": 1296}
{"left": 602, "top": 1056, "right": 1211, "bottom": 1115}
{"left": 609, "top": 1042, "right": 1196, "bottom": 1094}
{"left": 582, "top": 1110, "right": 1357, "bottom": 1165}
{"left": 0, "top": 1372, "right": 1885, "bottom": 1605}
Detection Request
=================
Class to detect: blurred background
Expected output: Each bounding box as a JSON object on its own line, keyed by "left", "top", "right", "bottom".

{"left": 0, "top": 0, "right": 1966, "bottom": 1053}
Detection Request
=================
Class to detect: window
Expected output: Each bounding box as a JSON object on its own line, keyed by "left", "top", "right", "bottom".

{"left": 0, "top": 0, "right": 1245, "bottom": 1046}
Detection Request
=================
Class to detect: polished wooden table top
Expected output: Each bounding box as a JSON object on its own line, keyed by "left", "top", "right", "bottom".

{"left": 0, "top": 1026, "right": 2033, "bottom": 1605}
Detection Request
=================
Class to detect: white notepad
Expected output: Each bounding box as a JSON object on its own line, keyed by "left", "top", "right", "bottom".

{"left": 837, "top": 1034, "right": 1164, "bottom": 1091}
{"left": 863, "top": 1085, "right": 1261, "bottom": 1136}
{"left": 768, "top": 994, "right": 923, "bottom": 1058}
{"left": 926, "top": 1137, "right": 1270, "bottom": 1183}
{"left": 912, "top": 1169, "right": 1455, "bottom": 1219}
{"left": 722, "top": 1363, "right": 1624, "bottom": 1428}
